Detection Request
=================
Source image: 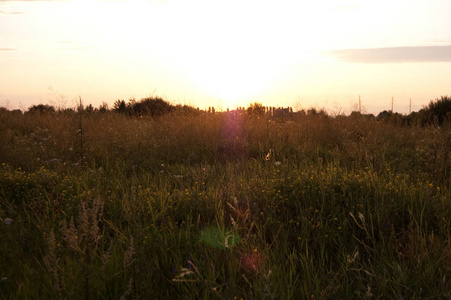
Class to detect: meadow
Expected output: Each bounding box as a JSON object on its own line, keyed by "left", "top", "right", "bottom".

{"left": 1, "top": 103, "right": 450, "bottom": 299}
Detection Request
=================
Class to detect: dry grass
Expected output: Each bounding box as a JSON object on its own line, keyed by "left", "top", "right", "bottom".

{"left": 1, "top": 108, "right": 450, "bottom": 298}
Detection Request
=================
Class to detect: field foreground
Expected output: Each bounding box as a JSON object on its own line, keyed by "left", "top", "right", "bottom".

{"left": 1, "top": 109, "right": 450, "bottom": 299}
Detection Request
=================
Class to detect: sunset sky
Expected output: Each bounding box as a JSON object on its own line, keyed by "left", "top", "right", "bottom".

{"left": 1, "top": 0, "right": 450, "bottom": 114}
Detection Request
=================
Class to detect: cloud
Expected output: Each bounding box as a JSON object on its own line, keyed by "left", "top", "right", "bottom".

{"left": 328, "top": 45, "right": 451, "bottom": 63}
{"left": 0, "top": 10, "right": 25, "bottom": 14}
{"left": 0, "top": 48, "right": 17, "bottom": 51}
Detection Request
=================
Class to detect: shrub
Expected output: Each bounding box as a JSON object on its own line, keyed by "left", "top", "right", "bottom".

{"left": 27, "top": 104, "right": 55, "bottom": 114}
{"left": 132, "top": 97, "right": 173, "bottom": 117}
{"left": 246, "top": 102, "right": 265, "bottom": 116}
{"left": 113, "top": 97, "right": 174, "bottom": 117}
{"left": 424, "top": 96, "right": 451, "bottom": 126}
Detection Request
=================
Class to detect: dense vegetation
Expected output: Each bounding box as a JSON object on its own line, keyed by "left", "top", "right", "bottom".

{"left": 1, "top": 96, "right": 450, "bottom": 299}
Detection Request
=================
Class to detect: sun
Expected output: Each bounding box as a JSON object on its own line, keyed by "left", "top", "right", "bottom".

{"left": 166, "top": 1, "right": 328, "bottom": 110}
{"left": 181, "top": 44, "right": 282, "bottom": 110}
{"left": 168, "top": 1, "right": 296, "bottom": 110}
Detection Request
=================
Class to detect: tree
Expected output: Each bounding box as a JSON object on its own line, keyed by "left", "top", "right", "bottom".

{"left": 113, "top": 100, "right": 127, "bottom": 114}
{"left": 133, "top": 97, "right": 173, "bottom": 117}
{"left": 27, "top": 104, "right": 55, "bottom": 114}
{"left": 246, "top": 102, "right": 265, "bottom": 116}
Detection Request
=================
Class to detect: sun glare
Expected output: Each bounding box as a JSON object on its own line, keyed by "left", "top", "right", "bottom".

{"left": 182, "top": 48, "right": 283, "bottom": 109}
{"left": 34, "top": 0, "right": 354, "bottom": 109}
{"left": 163, "top": 0, "right": 352, "bottom": 109}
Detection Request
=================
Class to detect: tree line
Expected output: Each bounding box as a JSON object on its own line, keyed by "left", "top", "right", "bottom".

{"left": 4, "top": 96, "right": 451, "bottom": 127}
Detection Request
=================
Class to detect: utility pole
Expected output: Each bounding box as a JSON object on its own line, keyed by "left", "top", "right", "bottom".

{"left": 359, "top": 95, "right": 361, "bottom": 113}
{"left": 391, "top": 97, "right": 394, "bottom": 113}
{"left": 409, "top": 98, "right": 411, "bottom": 114}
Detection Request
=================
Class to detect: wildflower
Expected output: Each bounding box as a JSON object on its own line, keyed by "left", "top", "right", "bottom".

{"left": 274, "top": 161, "right": 282, "bottom": 166}
{"left": 4, "top": 218, "right": 13, "bottom": 225}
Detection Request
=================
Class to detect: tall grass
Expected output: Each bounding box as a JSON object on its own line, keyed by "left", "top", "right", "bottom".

{"left": 0, "top": 109, "right": 450, "bottom": 298}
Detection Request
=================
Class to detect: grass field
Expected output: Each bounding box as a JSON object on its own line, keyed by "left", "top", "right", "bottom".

{"left": 1, "top": 107, "right": 450, "bottom": 299}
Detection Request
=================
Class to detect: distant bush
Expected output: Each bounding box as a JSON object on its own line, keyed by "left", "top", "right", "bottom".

{"left": 422, "top": 96, "right": 451, "bottom": 126}
{"left": 113, "top": 97, "right": 174, "bottom": 117}
{"left": 376, "top": 110, "right": 392, "bottom": 121}
{"left": 27, "top": 104, "right": 55, "bottom": 114}
{"left": 85, "top": 104, "right": 94, "bottom": 113}
{"left": 173, "top": 104, "right": 200, "bottom": 115}
{"left": 307, "top": 108, "right": 328, "bottom": 117}
{"left": 402, "top": 96, "right": 451, "bottom": 126}
{"left": 98, "top": 102, "right": 109, "bottom": 113}
{"left": 113, "top": 99, "right": 128, "bottom": 114}
{"left": 133, "top": 97, "right": 173, "bottom": 117}
{"left": 246, "top": 102, "right": 265, "bottom": 116}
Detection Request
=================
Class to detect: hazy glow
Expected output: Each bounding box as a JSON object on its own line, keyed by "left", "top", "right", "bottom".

{"left": 0, "top": 0, "right": 450, "bottom": 113}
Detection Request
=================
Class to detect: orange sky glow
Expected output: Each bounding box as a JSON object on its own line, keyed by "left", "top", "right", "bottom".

{"left": 1, "top": 0, "right": 450, "bottom": 114}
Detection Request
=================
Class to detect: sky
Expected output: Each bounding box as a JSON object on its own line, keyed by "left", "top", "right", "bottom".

{"left": 0, "top": 0, "right": 450, "bottom": 114}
